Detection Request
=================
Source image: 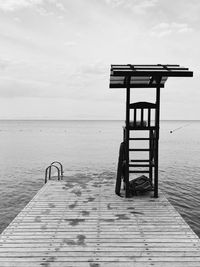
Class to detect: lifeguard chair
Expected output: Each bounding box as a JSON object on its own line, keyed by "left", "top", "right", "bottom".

{"left": 109, "top": 64, "right": 193, "bottom": 198}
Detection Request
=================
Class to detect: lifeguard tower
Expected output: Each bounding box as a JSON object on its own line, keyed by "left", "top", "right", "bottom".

{"left": 109, "top": 64, "right": 193, "bottom": 198}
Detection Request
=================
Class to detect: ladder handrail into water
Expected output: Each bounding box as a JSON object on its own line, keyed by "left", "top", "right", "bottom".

{"left": 45, "top": 165, "right": 60, "bottom": 183}
{"left": 50, "top": 161, "right": 64, "bottom": 179}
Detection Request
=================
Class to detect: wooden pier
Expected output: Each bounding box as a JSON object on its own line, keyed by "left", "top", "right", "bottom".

{"left": 0, "top": 175, "right": 200, "bottom": 266}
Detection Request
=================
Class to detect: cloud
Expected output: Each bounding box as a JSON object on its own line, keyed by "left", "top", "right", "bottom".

{"left": 55, "top": 2, "right": 65, "bottom": 11}
{"left": 151, "top": 22, "right": 194, "bottom": 37}
{"left": 0, "top": 77, "right": 52, "bottom": 98}
{"left": 0, "top": 59, "right": 9, "bottom": 71}
{"left": 78, "top": 62, "right": 107, "bottom": 76}
{"left": 103, "top": 0, "right": 158, "bottom": 13}
{"left": 0, "top": 71, "right": 104, "bottom": 100}
{"left": 0, "top": 0, "right": 43, "bottom": 11}
{"left": 13, "top": 16, "right": 21, "bottom": 22}
{"left": 0, "top": 0, "right": 64, "bottom": 12}
{"left": 0, "top": 60, "right": 107, "bottom": 100}
{"left": 64, "top": 41, "right": 77, "bottom": 47}
{"left": 131, "top": 0, "right": 158, "bottom": 14}
{"left": 37, "top": 6, "right": 54, "bottom": 16}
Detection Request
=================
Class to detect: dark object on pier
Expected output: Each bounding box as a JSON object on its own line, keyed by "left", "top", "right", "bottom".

{"left": 116, "top": 142, "right": 126, "bottom": 196}
{"left": 129, "top": 175, "right": 153, "bottom": 195}
{"left": 109, "top": 64, "right": 193, "bottom": 198}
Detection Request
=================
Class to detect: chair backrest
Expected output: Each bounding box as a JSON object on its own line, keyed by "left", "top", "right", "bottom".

{"left": 129, "top": 102, "right": 156, "bottom": 128}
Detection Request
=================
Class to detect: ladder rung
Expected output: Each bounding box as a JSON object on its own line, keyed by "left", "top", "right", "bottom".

{"left": 129, "top": 149, "right": 150, "bottom": 151}
{"left": 130, "top": 159, "right": 150, "bottom": 162}
{"left": 129, "top": 127, "right": 156, "bottom": 130}
{"left": 129, "top": 171, "right": 150, "bottom": 174}
{"left": 129, "top": 138, "right": 150, "bottom": 140}
{"left": 129, "top": 164, "right": 155, "bottom": 167}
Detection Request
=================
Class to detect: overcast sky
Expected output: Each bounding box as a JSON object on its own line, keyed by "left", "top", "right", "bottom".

{"left": 0, "top": 0, "right": 199, "bottom": 120}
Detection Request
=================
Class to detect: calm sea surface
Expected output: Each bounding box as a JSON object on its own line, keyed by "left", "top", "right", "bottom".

{"left": 0, "top": 120, "right": 200, "bottom": 236}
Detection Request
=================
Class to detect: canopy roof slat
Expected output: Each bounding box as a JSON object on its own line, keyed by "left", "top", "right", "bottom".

{"left": 110, "top": 64, "right": 193, "bottom": 88}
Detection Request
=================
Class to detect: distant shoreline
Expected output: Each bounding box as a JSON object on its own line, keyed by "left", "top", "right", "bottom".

{"left": 0, "top": 119, "right": 199, "bottom": 122}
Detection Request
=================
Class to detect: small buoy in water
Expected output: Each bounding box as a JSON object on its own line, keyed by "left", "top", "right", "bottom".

{"left": 170, "top": 123, "right": 190, "bottom": 134}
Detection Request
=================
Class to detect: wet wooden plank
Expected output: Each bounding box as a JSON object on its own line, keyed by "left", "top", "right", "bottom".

{"left": 0, "top": 176, "right": 200, "bottom": 266}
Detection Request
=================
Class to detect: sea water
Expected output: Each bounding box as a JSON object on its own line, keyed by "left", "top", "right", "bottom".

{"left": 0, "top": 120, "right": 200, "bottom": 236}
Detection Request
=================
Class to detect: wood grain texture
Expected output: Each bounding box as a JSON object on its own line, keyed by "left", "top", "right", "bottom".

{"left": 0, "top": 175, "right": 200, "bottom": 266}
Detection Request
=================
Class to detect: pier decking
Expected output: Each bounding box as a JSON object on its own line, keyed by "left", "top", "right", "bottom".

{"left": 0, "top": 175, "right": 200, "bottom": 266}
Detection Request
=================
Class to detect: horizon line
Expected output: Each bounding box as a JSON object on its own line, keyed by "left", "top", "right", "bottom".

{"left": 0, "top": 119, "right": 200, "bottom": 121}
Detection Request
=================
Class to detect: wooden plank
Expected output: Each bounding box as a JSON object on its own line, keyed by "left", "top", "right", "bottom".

{"left": 0, "top": 256, "right": 200, "bottom": 262}
{"left": 0, "top": 262, "right": 199, "bottom": 267}
{"left": 112, "top": 69, "right": 193, "bottom": 77}
{"left": 2, "top": 251, "right": 200, "bottom": 256}
{"left": 0, "top": 178, "right": 200, "bottom": 266}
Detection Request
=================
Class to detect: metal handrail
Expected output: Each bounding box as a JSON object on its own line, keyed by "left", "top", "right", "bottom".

{"left": 45, "top": 165, "right": 60, "bottom": 183}
{"left": 50, "top": 161, "right": 64, "bottom": 179}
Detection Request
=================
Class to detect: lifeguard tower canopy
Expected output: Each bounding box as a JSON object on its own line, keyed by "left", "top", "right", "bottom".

{"left": 109, "top": 64, "right": 193, "bottom": 88}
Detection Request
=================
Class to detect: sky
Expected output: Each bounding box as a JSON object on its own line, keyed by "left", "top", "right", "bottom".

{"left": 0, "top": 0, "right": 199, "bottom": 120}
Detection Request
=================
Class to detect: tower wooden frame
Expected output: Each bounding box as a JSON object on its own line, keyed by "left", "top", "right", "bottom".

{"left": 109, "top": 64, "right": 193, "bottom": 198}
